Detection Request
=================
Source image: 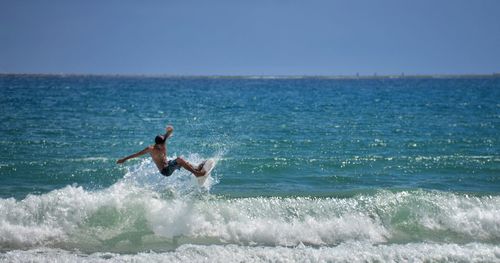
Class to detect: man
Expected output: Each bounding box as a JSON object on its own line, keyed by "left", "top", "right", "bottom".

{"left": 116, "top": 125, "right": 206, "bottom": 177}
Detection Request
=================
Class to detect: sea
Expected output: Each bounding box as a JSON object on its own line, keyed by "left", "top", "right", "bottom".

{"left": 0, "top": 74, "right": 499, "bottom": 262}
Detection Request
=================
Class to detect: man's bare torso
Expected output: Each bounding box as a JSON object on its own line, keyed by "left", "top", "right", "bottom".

{"left": 149, "top": 145, "right": 167, "bottom": 170}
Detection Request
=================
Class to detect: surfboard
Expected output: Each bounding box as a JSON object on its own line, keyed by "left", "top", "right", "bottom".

{"left": 197, "top": 158, "right": 216, "bottom": 186}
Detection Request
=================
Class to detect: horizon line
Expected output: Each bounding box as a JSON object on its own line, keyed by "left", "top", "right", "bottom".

{"left": 1, "top": 72, "right": 500, "bottom": 79}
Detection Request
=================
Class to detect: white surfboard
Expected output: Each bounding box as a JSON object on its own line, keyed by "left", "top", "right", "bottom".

{"left": 197, "top": 158, "right": 216, "bottom": 186}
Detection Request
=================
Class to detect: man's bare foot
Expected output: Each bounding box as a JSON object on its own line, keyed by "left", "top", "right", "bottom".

{"left": 196, "top": 161, "right": 206, "bottom": 171}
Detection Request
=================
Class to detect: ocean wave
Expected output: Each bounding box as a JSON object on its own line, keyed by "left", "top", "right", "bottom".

{"left": 1, "top": 156, "right": 499, "bottom": 252}
{"left": 1, "top": 175, "right": 499, "bottom": 253}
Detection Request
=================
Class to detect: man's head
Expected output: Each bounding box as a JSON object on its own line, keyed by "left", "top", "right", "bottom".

{"left": 155, "top": 135, "right": 166, "bottom": 145}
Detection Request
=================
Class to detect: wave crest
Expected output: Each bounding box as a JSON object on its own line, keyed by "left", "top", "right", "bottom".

{"left": 0, "top": 160, "right": 498, "bottom": 252}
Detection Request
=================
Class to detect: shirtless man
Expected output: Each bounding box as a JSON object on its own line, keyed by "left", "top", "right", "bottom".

{"left": 116, "top": 125, "right": 206, "bottom": 177}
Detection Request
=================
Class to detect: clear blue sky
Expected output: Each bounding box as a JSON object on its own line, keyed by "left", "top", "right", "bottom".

{"left": 1, "top": 0, "right": 499, "bottom": 75}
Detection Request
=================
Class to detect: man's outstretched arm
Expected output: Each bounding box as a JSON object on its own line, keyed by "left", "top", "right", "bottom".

{"left": 117, "top": 147, "right": 151, "bottom": 164}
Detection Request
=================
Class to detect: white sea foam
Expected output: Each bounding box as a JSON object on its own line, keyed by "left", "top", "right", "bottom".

{"left": 145, "top": 196, "right": 389, "bottom": 246}
{"left": 1, "top": 243, "right": 499, "bottom": 263}
{"left": 0, "top": 158, "right": 499, "bottom": 252}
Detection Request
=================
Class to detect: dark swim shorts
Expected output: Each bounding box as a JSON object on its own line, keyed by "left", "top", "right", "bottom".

{"left": 160, "top": 159, "right": 181, "bottom": 177}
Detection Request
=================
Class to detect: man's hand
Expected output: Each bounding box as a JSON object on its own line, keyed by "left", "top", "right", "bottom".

{"left": 165, "top": 125, "right": 174, "bottom": 139}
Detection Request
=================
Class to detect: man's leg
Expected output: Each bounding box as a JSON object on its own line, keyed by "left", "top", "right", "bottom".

{"left": 175, "top": 157, "right": 206, "bottom": 177}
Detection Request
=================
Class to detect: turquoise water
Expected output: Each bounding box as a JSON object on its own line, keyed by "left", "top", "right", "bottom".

{"left": 0, "top": 75, "right": 499, "bottom": 262}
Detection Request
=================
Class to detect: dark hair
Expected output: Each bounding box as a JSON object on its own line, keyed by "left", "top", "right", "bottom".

{"left": 155, "top": 135, "right": 166, "bottom": 145}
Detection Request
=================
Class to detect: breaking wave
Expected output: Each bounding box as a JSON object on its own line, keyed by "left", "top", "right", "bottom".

{"left": 1, "top": 155, "right": 499, "bottom": 261}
